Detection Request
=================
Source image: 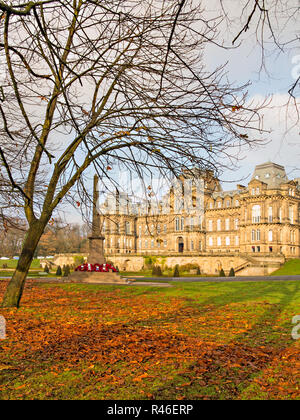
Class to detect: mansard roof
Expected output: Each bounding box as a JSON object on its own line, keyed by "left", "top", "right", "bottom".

{"left": 251, "top": 162, "right": 288, "bottom": 188}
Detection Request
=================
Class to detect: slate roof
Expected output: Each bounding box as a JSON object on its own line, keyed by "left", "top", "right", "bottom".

{"left": 250, "top": 162, "right": 288, "bottom": 188}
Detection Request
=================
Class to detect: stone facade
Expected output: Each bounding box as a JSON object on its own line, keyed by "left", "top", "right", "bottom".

{"left": 98, "top": 162, "right": 300, "bottom": 275}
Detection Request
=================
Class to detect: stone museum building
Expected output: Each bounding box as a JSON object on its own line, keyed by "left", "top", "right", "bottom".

{"left": 98, "top": 162, "right": 300, "bottom": 275}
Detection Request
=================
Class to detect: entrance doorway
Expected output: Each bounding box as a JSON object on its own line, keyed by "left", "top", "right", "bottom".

{"left": 178, "top": 237, "right": 184, "bottom": 253}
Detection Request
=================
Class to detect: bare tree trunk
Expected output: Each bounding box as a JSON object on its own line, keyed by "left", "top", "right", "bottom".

{"left": 1, "top": 220, "right": 46, "bottom": 308}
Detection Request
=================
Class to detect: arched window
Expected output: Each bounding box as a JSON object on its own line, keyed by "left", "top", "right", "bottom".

{"left": 175, "top": 217, "right": 180, "bottom": 231}
{"left": 252, "top": 205, "right": 261, "bottom": 223}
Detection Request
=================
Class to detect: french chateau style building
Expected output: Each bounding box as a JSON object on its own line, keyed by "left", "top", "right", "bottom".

{"left": 99, "top": 162, "right": 300, "bottom": 275}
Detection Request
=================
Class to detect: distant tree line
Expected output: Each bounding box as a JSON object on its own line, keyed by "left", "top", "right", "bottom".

{"left": 0, "top": 220, "right": 89, "bottom": 257}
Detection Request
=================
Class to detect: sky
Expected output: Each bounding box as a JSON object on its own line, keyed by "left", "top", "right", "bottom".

{"left": 65, "top": 0, "right": 300, "bottom": 223}
{"left": 203, "top": 0, "right": 300, "bottom": 188}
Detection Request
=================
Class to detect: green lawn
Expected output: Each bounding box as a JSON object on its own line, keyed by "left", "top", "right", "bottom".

{"left": 0, "top": 271, "right": 56, "bottom": 278}
{"left": 121, "top": 270, "right": 211, "bottom": 278}
{"left": 271, "top": 259, "right": 300, "bottom": 276}
{"left": 0, "top": 258, "right": 46, "bottom": 269}
{"left": 0, "top": 279, "right": 299, "bottom": 400}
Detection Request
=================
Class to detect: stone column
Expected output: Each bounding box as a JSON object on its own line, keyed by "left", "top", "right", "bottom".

{"left": 88, "top": 175, "right": 106, "bottom": 264}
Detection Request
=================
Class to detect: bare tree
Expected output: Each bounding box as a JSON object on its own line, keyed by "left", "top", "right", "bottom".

{"left": 0, "top": 0, "right": 266, "bottom": 308}
{"left": 220, "top": 0, "right": 300, "bottom": 98}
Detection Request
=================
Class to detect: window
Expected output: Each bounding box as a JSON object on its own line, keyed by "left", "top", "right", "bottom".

{"left": 190, "top": 217, "right": 194, "bottom": 231}
{"left": 181, "top": 217, "right": 184, "bottom": 231}
{"left": 235, "top": 200, "right": 239, "bottom": 207}
{"left": 225, "top": 218, "right": 230, "bottom": 231}
{"left": 208, "top": 237, "right": 213, "bottom": 247}
{"left": 234, "top": 219, "right": 239, "bottom": 230}
{"left": 289, "top": 188, "right": 295, "bottom": 196}
{"left": 251, "top": 230, "right": 256, "bottom": 242}
{"left": 157, "top": 224, "right": 161, "bottom": 234}
{"left": 151, "top": 240, "right": 154, "bottom": 248}
{"left": 164, "top": 224, "right": 167, "bottom": 233}
{"left": 279, "top": 208, "right": 282, "bottom": 223}
{"left": 256, "top": 187, "right": 260, "bottom": 195}
{"left": 164, "top": 240, "right": 167, "bottom": 247}
{"left": 199, "top": 216, "right": 203, "bottom": 230}
{"left": 209, "top": 202, "right": 213, "bottom": 209}
{"left": 265, "top": 173, "right": 270, "bottom": 178}
{"left": 252, "top": 188, "right": 255, "bottom": 195}
{"left": 225, "top": 236, "right": 230, "bottom": 246}
{"left": 235, "top": 236, "right": 239, "bottom": 246}
{"left": 125, "top": 221, "right": 130, "bottom": 234}
{"left": 138, "top": 239, "right": 142, "bottom": 249}
{"left": 252, "top": 205, "right": 261, "bottom": 223}
{"left": 256, "top": 229, "right": 260, "bottom": 241}
{"left": 268, "top": 230, "right": 273, "bottom": 242}
{"left": 145, "top": 240, "right": 148, "bottom": 248}
{"left": 289, "top": 206, "right": 294, "bottom": 224}
{"left": 291, "top": 231, "right": 296, "bottom": 243}
{"left": 138, "top": 226, "right": 142, "bottom": 237}
{"left": 268, "top": 207, "right": 273, "bottom": 222}
{"left": 226, "top": 200, "right": 230, "bottom": 208}
{"left": 218, "top": 201, "right": 222, "bottom": 208}
{"left": 191, "top": 240, "right": 194, "bottom": 250}
{"left": 217, "top": 237, "right": 221, "bottom": 246}
{"left": 175, "top": 217, "right": 180, "bottom": 231}
{"left": 208, "top": 220, "right": 213, "bottom": 231}
{"left": 217, "top": 219, "right": 221, "bottom": 231}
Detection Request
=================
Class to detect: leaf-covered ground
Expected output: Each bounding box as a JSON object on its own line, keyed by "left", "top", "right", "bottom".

{"left": 0, "top": 280, "right": 299, "bottom": 400}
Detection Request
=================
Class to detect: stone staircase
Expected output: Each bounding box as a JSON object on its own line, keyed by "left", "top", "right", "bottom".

{"left": 234, "top": 253, "right": 285, "bottom": 276}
